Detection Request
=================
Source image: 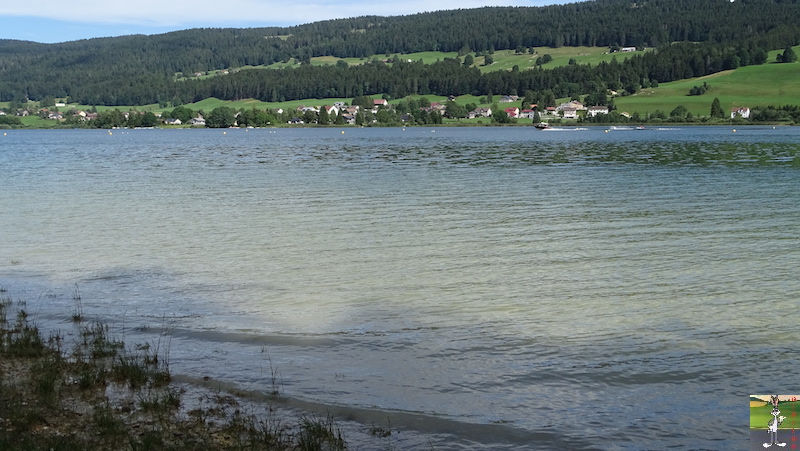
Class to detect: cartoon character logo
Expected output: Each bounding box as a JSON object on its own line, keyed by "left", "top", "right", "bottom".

{"left": 764, "top": 395, "right": 787, "bottom": 448}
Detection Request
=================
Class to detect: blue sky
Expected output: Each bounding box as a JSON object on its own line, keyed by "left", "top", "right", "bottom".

{"left": 0, "top": 0, "right": 575, "bottom": 44}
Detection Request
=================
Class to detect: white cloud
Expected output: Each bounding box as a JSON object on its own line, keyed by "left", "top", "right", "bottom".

{"left": 0, "top": 0, "right": 566, "bottom": 28}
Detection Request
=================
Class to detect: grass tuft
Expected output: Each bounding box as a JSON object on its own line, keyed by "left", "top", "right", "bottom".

{"left": 71, "top": 284, "right": 83, "bottom": 322}
{"left": 297, "top": 413, "right": 347, "bottom": 451}
{"left": 0, "top": 291, "right": 353, "bottom": 450}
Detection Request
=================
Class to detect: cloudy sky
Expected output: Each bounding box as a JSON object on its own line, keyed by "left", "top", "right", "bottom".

{"left": 1, "top": 0, "right": 575, "bottom": 44}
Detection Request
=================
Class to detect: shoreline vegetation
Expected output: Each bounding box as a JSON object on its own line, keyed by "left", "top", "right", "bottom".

{"left": 0, "top": 113, "right": 795, "bottom": 131}
{"left": 0, "top": 287, "right": 375, "bottom": 450}
{"left": 1, "top": 98, "right": 797, "bottom": 130}
{"left": 2, "top": 44, "right": 800, "bottom": 130}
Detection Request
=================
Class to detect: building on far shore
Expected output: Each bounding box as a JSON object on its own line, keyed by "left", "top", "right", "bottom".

{"left": 731, "top": 107, "right": 750, "bottom": 119}
{"left": 588, "top": 106, "right": 610, "bottom": 117}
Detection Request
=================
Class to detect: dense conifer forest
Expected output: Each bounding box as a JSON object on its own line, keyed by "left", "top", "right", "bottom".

{"left": 1, "top": 0, "right": 799, "bottom": 106}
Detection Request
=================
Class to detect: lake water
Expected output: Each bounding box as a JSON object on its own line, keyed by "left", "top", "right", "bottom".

{"left": 2, "top": 126, "right": 800, "bottom": 449}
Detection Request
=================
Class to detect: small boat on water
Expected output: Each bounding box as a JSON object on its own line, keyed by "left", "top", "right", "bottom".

{"left": 534, "top": 122, "right": 550, "bottom": 130}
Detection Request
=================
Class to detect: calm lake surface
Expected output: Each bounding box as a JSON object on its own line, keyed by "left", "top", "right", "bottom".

{"left": 2, "top": 126, "right": 800, "bottom": 449}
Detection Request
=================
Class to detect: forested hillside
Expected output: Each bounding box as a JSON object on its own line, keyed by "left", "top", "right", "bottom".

{"left": 1, "top": 0, "right": 799, "bottom": 106}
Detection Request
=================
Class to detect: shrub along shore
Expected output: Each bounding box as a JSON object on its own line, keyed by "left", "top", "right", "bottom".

{"left": 0, "top": 289, "right": 350, "bottom": 450}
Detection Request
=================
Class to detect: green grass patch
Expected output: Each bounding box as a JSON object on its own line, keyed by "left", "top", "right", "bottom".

{"left": 185, "top": 96, "right": 349, "bottom": 112}
{"left": 474, "top": 47, "right": 642, "bottom": 72}
{"left": 394, "top": 51, "right": 460, "bottom": 64}
{"left": 615, "top": 55, "right": 800, "bottom": 116}
{"left": 19, "top": 115, "right": 51, "bottom": 128}
{"left": 257, "top": 47, "right": 632, "bottom": 74}
{"left": 542, "top": 46, "right": 644, "bottom": 67}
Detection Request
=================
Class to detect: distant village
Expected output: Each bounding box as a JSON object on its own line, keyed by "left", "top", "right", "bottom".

{"left": 0, "top": 97, "right": 607, "bottom": 126}
{"left": 0, "top": 96, "right": 752, "bottom": 127}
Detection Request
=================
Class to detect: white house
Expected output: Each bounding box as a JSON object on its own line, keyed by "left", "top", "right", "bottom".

{"left": 731, "top": 107, "right": 750, "bottom": 119}
{"left": 588, "top": 106, "right": 610, "bottom": 117}
{"left": 469, "top": 107, "right": 492, "bottom": 119}
{"left": 557, "top": 101, "right": 585, "bottom": 112}
{"left": 561, "top": 108, "right": 578, "bottom": 119}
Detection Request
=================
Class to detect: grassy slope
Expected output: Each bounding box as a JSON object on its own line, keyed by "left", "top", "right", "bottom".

{"left": 264, "top": 51, "right": 462, "bottom": 70}
{"left": 615, "top": 64, "right": 800, "bottom": 116}
{"left": 476, "top": 46, "right": 639, "bottom": 73}
{"left": 241, "top": 47, "right": 633, "bottom": 73}
{"left": 615, "top": 46, "right": 800, "bottom": 116}
{"left": 277, "top": 47, "right": 637, "bottom": 72}
{"left": 5, "top": 47, "right": 799, "bottom": 121}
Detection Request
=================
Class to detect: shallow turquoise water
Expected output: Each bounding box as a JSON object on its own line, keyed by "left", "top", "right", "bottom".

{"left": 2, "top": 126, "right": 800, "bottom": 449}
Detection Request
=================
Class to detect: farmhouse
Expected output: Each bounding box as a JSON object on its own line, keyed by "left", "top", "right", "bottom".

{"left": 731, "top": 107, "right": 750, "bottom": 119}
{"left": 588, "top": 106, "right": 609, "bottom": 117}
{"left": 561, "top": 108, "right": 578, "bottom": 119}
{"left": 469, "top": 107, "right": 492, "bottom": 118}
{"left": 426, "top": 103, "right": 447, "bottom": 114}
{"left": 557, "top": 101, "right": 585, "bottom": 112}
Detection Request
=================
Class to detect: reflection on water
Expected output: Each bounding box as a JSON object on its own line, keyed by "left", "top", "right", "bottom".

{"left": 1, "top": 127, "right": 800, "bottom": 450}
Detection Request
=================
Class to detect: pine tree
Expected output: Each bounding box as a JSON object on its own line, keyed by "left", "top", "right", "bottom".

{"left": 710, "top": 97, "right": 725, "bottom": 119}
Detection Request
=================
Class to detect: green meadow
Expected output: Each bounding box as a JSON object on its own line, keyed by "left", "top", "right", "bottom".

{"left": 615, "top": 46, "right": 800, "bottom": 116}
{"left": 246, "top": 47, "right": 634, "bottom": 73}
{"left": 476, "top": 46, "right": 643, "bottom": 73}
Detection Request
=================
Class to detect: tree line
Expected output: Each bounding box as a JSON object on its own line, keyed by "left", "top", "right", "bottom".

{"left": 60, "top": 39, "right": 774, "bottom": 109}
{"left": 43, "top": 97, "right": 800, "bottom": 130}
{"left": 1, "top": 0, "right": 800, "bottom": 105}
